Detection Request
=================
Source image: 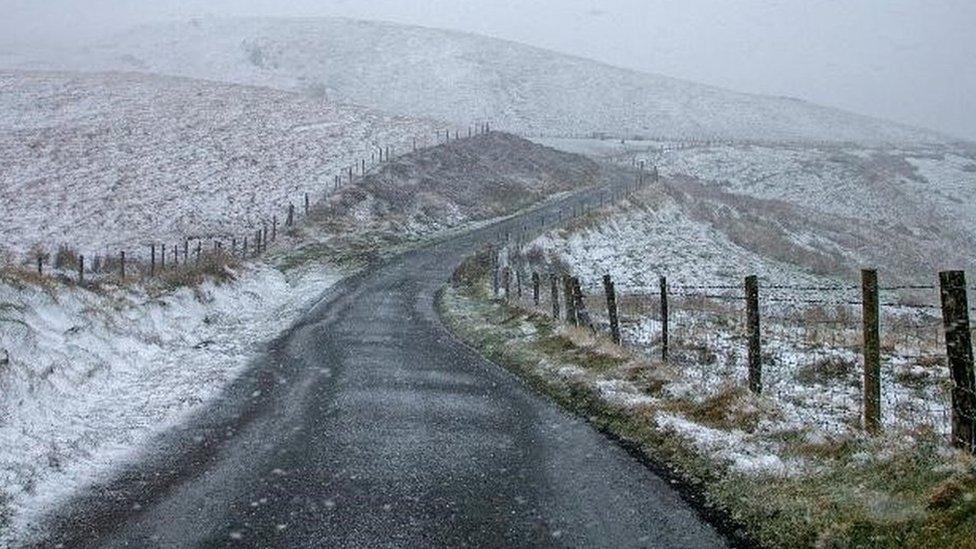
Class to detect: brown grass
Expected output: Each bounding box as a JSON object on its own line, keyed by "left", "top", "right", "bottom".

{"left": 154, "top": 251, "right": 240, "bottom": 291}
{"left": 668, "top": 384, "right": 765, "bottom": 432}
{"left": 796, "top": 355, "right": 858, "bottom": 386}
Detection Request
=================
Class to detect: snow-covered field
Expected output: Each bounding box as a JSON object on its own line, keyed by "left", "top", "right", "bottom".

{"left": 0, "top": 261, "right": 340, "bottom": 541}
{"left": 0, "top": 70, "right": 446, "bottom": 258}
{"left": 0, "top": 17, "right": 950, "bottom": 144}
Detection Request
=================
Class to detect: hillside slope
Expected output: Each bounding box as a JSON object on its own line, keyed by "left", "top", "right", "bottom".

{"left": 530, "top": 137, "right": 976, "bottom": 289}
{"left": 0, "top": 17, "right": 949, "bottom": 144}
{"left": 0, "top": 70, "right": 445, "bottom": 257}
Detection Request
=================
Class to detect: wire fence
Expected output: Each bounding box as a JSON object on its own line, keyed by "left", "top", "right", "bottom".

{"left": 5, "top": 124, "right": 494, "bottom": 286}
{"left": 495, "top": 255, "right": 975, "bottom": 451}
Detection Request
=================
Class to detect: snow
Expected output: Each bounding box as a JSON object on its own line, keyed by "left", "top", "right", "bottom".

{"left": 535, "top": 137, "right": 976, "bottom": 244}
{"left": 655, "top": 414, "right": 789, "bottom": 475}
{"left": 0, "top": 70, "right": 447, "bottom": 257}
{"left": 595, "top": 379, "right": 656, "bottom": 408}
{"left": 531, "top": 138, "right": 976, "bottom": 284}
{"left": 0, "top": 261, "right": 340, "bottom": 541}
{"left": 0, "top": 17, "right": 951, "bottom": 144}
{"left": 531, "top": 199, "right": 834, "bottom": 293}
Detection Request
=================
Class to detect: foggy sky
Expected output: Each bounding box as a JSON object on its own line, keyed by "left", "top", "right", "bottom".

{"left": 3, "top": 0, "right": 974, "bottom": 141}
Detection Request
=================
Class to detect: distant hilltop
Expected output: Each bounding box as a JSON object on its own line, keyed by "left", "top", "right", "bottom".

{"left": 0, "top": 17, "right": 953, "bottom": 144}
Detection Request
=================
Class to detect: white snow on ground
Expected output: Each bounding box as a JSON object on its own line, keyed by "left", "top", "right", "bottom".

{"left": 594, "top": 379, "right": 655, "bottom": 408}
{"left": 0, "top": 17, "right": 950, "bottom": 144}
{"left": 0, "top": 70, "right": 446, "bottom": 257}
{"left": 532, "top": 199, "right": 833, "bottom": 293}
{"left": 0, "top": 262, "right": 340, "bottom": 540}
{"left": 654, "top": 414, "right": 789, "bottom": 475}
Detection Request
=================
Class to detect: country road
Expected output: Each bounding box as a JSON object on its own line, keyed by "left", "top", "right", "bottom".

{"left": 36, "top": 190, "right": 727, "bottom": 548}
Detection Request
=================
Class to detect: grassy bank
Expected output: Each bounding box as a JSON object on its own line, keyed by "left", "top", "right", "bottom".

{"left": 437, "top": 254, "right": 976, "bottom": 548}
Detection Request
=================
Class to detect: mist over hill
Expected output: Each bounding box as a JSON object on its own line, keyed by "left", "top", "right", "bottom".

{"left": 0, "top": 17, "right": 951, "bottom": 144}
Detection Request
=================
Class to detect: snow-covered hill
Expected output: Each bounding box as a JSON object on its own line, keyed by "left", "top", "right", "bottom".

{"left": 0, "top": 17, "right": 951, "bottom": 144}
{"left": 0, "top": 70, "right": 445, "bottom": 257}
{"left": 528, "top": 138, "right": 976, "bottom": 290}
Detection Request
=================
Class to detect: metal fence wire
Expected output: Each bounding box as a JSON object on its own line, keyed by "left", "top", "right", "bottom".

{"left": 500, "top": 259, "right": 973, "bottom": 447}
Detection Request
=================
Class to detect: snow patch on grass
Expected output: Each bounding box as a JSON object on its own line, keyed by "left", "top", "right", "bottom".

{"left": 655, "top": 413, "right": 789, "bottom": 475}
{"left": 0, "top": 262, "right": 339, "bottom": 538}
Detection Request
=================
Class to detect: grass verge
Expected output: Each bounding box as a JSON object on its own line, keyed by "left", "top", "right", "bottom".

{"left": 437, "top": 255, "right": 976, "bottom": 548}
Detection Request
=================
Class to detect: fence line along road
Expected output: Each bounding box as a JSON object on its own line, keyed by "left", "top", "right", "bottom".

{"left": 492, "top": 240, "right": 976, "bottom": 455}
{"left": 19, "top": 123, "right": 496, "bottom": 287}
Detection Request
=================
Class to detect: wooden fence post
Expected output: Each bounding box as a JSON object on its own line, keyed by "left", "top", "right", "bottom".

{"left": 660, "top": 276, "right": 669, "bottom": 363}
{"left": 243, "top": 237, "right": 248, "bottom": 258}
{"left": 516, "top": 266, "right": 523, "bottom": 298}
{"left": 532, "top": 272, "right": 541, "bottom": 306}
{"left": 120, "top": 251, "right": 125, "bottom": 279}
{"left": 603, "top": 274, "right": 621, "bottom": 344}
{"left": 161, "top": 244, "right": 166, "bottom": 270}
{"left": 305, "top": 193, "right": 310, "bottom": 216}
{"left": 287, "top": 204, "right": 295, "bottom": 226}
{"left": 563, "top": 276, "right": 577, "bottom": 325}
{"left": 572, "top": 277, "right": 592, "bottom": 329}
{"left": 78, "top": 255, "right": 84, "bottom": 284}
{"left": 37, "top": 256, "right": 43, "bottom": 276}
{"left": 862, "top": 269, "right": 881, "bottom": 434}
{"left": 550, "top": 274, "right": 560, "bottom": 319}
{"left": 196, "top": 241, "right": 202, "bottom": 263}
{"left": 745, "top": 275, "right": 762, "bottom": 395}
{"left": 491, "top": 252, "right": 500, "bottom": 298}
{"left": 939, "top": 271, "right": 976, "bottom": 453}
{"left": 184, "top": 240, "right": 189, "bottom": 264}
{"left": 503, "top": 267, "right": 511, "bottom": 301}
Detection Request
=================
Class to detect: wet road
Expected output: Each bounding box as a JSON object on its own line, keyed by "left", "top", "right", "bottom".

{"left": 38, "top": 190, "right": 727, "bottom": 548}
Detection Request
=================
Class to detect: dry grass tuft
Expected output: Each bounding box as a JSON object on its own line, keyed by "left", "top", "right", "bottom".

{"left": 668, "top": 384, "right": 764, "bottom": 432}
{"left": 557, "top": 324, "right": 629, "bottom": 360}
{"left": 796, "top": 356, "right": 858, "bottom": 386}
{"left": 0, "top": 262, "right": 56, "bottom": 293}
{"left": 620, "top": 358, "right": 674, "bottom": 395}
{"left": 155, "top": 252, "right": 240, "bottom": 291}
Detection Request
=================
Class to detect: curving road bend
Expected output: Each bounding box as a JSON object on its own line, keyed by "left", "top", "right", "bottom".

{"left": 37, "top": 191, "right": 727, "bottom": 548}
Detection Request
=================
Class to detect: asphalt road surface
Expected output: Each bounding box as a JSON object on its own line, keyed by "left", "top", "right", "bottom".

{"left": 37, "top": 190, "right": 728, "bottom": 548}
